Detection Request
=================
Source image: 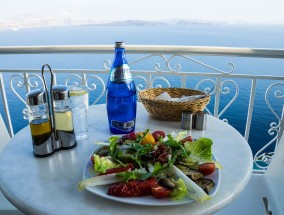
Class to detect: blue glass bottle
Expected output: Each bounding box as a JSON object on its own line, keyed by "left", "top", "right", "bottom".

{"left": 106, "top": 42, "right": 137, "bottom": 134}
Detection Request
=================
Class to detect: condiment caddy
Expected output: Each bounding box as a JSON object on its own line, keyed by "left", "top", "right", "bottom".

{"left": 24, "top": 64, "right": 76, "bottom": 157}
{"left": 181, "top": 111, "right": 207, "bottom": 130}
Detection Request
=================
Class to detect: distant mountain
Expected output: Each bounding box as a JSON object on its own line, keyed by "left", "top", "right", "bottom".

{"left": 0, "top": 15, "right": 247, "bottom": 31}
{"left": 95, "top": 20, "right": 168, "bottom": 26}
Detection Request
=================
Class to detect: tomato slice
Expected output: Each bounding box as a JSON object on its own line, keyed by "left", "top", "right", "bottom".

{"left": 101, "top": 163, "right": 134, "bottom": 175}
{"left": 91, "top": 155, "right": 95, "bottom": 164}
{"left": 151, "top": 185, "right": 171, "bottom": 199}
{"left": 107, "top": 178, "right": 158, "bottom": 197}
{"left": 198, "top": 163, "right": 215, "bottom": 175}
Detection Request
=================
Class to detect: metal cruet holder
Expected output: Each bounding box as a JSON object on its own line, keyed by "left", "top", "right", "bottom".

{"left": 41, "top": 64, "right": 61, "bottom": 151}
{"left": 42, "top": 64, "right": 77, "bottom": 151}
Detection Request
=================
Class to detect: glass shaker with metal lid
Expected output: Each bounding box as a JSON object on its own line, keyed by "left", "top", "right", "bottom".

{"left": 25, "top": 89, "right": 54, "bottom": 157}
{"left": 52, "top": 85, "right": 77, "bottom": 149}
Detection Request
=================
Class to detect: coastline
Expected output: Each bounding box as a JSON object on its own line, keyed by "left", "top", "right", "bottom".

{"left": 1, "top": 16, "right": 283, "bottom": 32}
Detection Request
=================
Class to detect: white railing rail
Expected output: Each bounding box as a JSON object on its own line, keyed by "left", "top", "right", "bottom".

{"left": 0, "top": 45, "right": 283, "bottom": 172}
{"left": 1, "top": 45, "right": 284, "bottom": 58}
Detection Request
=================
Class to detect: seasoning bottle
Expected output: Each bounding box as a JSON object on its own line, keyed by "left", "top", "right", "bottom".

{"left": 52, "top": 85, "right": 77, "bottom": 149}
{"left": 25, "top": 89, "right": 54, "bottom": 157}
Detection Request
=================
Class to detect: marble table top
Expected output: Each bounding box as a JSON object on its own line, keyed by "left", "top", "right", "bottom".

{"left": 0, "top": 103, "right": 253, "bottom": 215}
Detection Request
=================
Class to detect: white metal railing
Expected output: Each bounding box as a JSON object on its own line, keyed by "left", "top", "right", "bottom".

{"left": 0, "top": 45, "right": 283, "bottom": 172}
{"left": 1, "top": 45, "right": 284, "bottom": 58}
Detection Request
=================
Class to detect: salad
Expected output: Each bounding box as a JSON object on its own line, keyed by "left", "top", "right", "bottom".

{"left": 78, "top": 129, "right": 222, "bottom": 202}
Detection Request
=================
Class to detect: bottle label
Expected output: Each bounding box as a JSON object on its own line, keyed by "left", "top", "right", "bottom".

{"left": 110, "top": 64, "right": 133, "bottom": 83}
{"left": 111, "top": 120, "right": 135, "bottom": 131}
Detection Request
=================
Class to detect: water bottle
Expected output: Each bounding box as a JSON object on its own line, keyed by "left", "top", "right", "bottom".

{"left": 106, "top": 42, "right": 137, "bottom": 134}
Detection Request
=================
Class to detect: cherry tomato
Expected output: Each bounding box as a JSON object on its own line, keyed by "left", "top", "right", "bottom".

{"left": 121, "top": 132, "right": 136, "bottom": 141}
{"left": 151, "top": 185, "right": 171, "bottom": 199}
{"left": 152, "top": 131, "right": 166, "bottom": 142}
{"left": 126, "top": 132, "right": 136, "bottom": 140}
{"left": 198, "top": 163, "right": 215, "bottom": 175}
{"left": 181, "top": 136, "right": 193, "bottom": 143}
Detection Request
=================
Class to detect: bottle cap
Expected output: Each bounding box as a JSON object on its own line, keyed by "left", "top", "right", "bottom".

{"left": 26, "top": 89, "right": 46, "bottom": 105}
{"left": 182, "top": 111, "right": 194, "bottom": 118}
{"left": 115, "top": 42, "right": 125, "bottom": 48}
{"left": 195, "top": 111, "right": 205, "bottom": 115}
{"left": 52, "top": 85, "right": 70, "bottom": 100}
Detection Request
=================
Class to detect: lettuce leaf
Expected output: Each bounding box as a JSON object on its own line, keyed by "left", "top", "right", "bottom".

{"left": 109, "top": 136, "right": 120, "bottom": 144}
{"left": 184, "top": 137, "right": 213, "bottom": 160}
{"left": 163, "top": 131, "right": 187, "bottom": 142}
{"left": 93, "top": 155, "right": 120, "bottom": 174}
{"left": 171, "top": 178, "right": 188, "bottom": 200}
{"left": 116, "top": 169, "right": 152, "bottom": 182}
{"left": 116, "top": 162, "right": 162, "bottom": 182}
{"left": 184, "top": 138, "right": 223, "bottom": 169}
{"left": 78, "top": 173, "right": 122, "bottom": 191}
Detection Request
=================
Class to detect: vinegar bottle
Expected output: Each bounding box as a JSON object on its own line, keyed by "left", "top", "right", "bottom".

{"left": 52, "top": 85, "right": 77, "bottom": 149}
{"left": 106, "top": 42, "right": 137, "bottom": 134}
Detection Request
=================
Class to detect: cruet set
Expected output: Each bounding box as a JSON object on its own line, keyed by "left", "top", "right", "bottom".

{"left": 23, "top": 64, "right": 76, "bottom": 157}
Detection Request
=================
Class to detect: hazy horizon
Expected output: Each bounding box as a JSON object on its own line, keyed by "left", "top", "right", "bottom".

{"left": 1, "top": 0, "right": 284, "bottom": 25}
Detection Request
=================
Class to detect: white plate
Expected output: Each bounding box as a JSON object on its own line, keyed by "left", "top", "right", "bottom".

{"left": 82, "top": 150, "right": 221, "bottom": 206}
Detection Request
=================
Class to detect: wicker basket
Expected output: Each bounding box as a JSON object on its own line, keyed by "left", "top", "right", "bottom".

{"left": 139, "top": 88, "right": 210, "bottom": 121}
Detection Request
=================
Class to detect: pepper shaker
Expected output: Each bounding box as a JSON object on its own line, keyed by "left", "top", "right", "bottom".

{"left": 181, "top": 111, "right": 194, "bottom": 130}
{"left": 194, "top": 111, "right": 207, "bottom": 130}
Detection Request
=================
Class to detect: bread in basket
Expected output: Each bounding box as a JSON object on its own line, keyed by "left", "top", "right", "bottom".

{"left": 139, "top": 88, "right": 210, "bottom": 121}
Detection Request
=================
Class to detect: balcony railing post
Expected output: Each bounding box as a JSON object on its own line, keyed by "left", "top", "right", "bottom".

{"left": 0, "top": 73, "right": 14, "bottom": 137}
{"left": 245, "top": 78, "right": 257, "bottom": 141}
{"left": 23, "top": 71, "right": 30, "bottom": 92}
{"left": 82, "top": 72, "right": 87, "bottom": 86}
{"left": 53, "top": 73, "right": 57, "bottom": 85}
{"left": 181, "top": 75, "right": 186, "bottom": 88}
{"left": 148, "top": 74, "right": 152, "bottom": 88}
{"left": 214, "top": 77, "right": 221, "bottom": 118}
{"left": 278, "top": 106, "right": 284, "bottom": 143}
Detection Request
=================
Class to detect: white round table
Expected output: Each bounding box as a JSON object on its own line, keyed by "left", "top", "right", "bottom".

{"left": 0, "top": 103, "right": 253, "bottom": 215}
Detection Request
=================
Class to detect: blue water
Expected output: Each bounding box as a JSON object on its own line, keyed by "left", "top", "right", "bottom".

{"left": 0, "top": 24, "right": 283, "bottom": 155}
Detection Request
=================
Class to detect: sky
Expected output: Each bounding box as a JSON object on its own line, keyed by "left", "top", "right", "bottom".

{"left": 1, "top": 0, "right": 284, "bottom": 24}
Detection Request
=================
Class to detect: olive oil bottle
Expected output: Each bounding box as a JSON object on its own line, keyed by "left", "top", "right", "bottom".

{"left": 25, "top": 89, "right": 54, "bottom": 157}
{"left": 30, "top": 118, "right": 52, "bottom": 146}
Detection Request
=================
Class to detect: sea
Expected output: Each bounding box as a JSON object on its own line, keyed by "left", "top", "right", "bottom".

{"left": 0, "top": 24, "right": 284, "bottom": 156}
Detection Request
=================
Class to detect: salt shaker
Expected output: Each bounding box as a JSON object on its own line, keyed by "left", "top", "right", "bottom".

{"left": 194, "top": 111, "right": 207, "bottom": 130}
{"left": 181, "top": 111, "right": 194, "bottom": 130}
